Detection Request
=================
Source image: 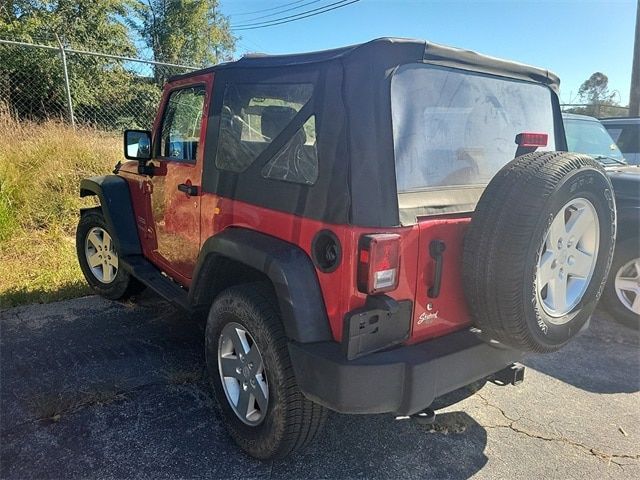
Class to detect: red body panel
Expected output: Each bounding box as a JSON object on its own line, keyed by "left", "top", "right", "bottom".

{"left": 199, "top": 195, "right": 472, "bottom": 343}
{"left": 411, "top": 217, "right": 473, "bottom": 343}
{"left": 199, "top": 194, "right": 419, "bottom": 341}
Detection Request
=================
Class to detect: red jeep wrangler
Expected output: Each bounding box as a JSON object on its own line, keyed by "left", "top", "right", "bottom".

{"left": 76, "top": 38, "right": 616, "bottom": 459}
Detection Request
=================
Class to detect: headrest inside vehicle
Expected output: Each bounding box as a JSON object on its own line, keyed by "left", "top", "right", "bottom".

{"left": 261, "top": 106, "right": 298, "bottom": 140}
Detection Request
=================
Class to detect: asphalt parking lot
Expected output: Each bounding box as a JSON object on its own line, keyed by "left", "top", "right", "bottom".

{"left": 1, "top": 293, "right": 638, "bottom": 479}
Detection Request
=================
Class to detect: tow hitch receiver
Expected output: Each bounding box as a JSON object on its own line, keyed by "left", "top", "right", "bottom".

{"left": 490, "top": 363, "right": 525, "bottom": 386}
{"left": 410, "top": 407, "right": 437, "bottom": 425}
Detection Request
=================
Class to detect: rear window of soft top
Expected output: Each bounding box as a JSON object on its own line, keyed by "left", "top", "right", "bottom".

{"left": 391, "top": 64, "right": 556, "bottom": 194}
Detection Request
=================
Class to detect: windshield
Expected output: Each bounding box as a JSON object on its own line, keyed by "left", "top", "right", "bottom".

{"left": 391, "top": 64, "right": 556, "bottom": 193}
{"left": 564, "top": 118, "right": 625, "bottom": 164}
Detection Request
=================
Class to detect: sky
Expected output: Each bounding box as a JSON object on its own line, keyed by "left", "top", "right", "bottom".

{"left": 219, "top": 0, "right": 637, "bottom": 105}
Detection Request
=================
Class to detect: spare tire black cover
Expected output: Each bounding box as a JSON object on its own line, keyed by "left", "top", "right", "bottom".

{"left": 463, "top": 152, "right": 615, "bottom": 352}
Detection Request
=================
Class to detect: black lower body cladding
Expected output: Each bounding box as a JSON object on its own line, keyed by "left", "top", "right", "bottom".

{"left": 463, "top": 152, "right": 616, "bottom": 352}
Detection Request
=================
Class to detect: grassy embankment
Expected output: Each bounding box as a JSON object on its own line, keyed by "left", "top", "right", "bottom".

{"left": 0, "top": 111, "right": 118, "bottom": 309}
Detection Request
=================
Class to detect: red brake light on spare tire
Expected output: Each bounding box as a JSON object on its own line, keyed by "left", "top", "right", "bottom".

{"left": 357, "top": 234, "right": 401, "bottom": 294}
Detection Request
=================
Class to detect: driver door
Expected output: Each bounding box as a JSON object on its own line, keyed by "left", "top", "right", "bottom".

{"left": 147, "top": 75, "right": 212, "bottom": 283}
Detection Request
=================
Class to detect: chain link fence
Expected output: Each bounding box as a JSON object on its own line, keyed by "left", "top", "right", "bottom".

{"left": 0, "top": 39, "right": 199, "bottom": 131}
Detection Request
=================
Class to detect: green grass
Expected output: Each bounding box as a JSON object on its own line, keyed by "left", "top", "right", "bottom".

{"left": 0, "top": 111, "right": 120, "bottom": 309}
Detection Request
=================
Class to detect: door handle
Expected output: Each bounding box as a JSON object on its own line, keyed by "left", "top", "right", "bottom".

{"left": 177, "top": 183, "right": 198, "bottom": 196}
{"left": 427, "top": 240, "right": 446, "bottom": 298}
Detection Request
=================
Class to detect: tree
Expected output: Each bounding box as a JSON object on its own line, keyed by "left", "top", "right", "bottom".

{"left": 577, "top": 72, "right": 617, "bottom": 106}
{"left": 569, "top": 72, "right": 624, "bottom": 117}
{"left": 0, "top": 0, "right": 141, "bottom": 124}
{"left": 129, "top": 0, "right": 235, "bottom": 84}
{"left": 0, "top": 1, "right": 236, "bottom": 128}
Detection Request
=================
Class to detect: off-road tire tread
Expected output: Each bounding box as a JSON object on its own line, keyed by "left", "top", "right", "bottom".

{"left": 207, "top": 283, "right": 327, "bottom": 459}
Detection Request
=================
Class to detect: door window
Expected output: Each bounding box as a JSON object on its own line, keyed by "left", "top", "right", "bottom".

{"left": 159, "top": 85, "right": 206, "bottom": 162}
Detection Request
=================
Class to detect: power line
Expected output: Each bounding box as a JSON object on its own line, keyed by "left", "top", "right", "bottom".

{"left": 227, "top": 0, "right": 308, "bottom": 18}
{"left": 232, "top": 0, "right": 360, "bottom": 30}
{"left": 235, "top": 0, "right": 324, "bottom": 23}
{"left": 232, "top": 0, "right": 352, "bottom": 28}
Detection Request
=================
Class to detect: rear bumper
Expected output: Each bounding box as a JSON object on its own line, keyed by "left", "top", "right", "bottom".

{"left": 288, "top": 329, "right": 522, "bottom": 416}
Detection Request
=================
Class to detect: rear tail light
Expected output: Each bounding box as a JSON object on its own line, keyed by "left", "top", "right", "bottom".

{"left": 357, "top": 234, "right": 401, "bottom": 295}
{"left": 515, "top": 132, "right": 548, "bottom": 147}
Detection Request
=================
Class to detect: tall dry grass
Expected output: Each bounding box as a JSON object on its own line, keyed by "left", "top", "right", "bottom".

{"left": 0, "top": 110, "right": 119, "bottom": 308}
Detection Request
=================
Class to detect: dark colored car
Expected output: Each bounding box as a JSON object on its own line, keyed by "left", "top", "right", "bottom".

{"left": 563, "top": 113, "right": 639, "bottom": 328}
{"left": 76, "top": 38, "right": 616, "bottom": 459}
{"left": 602, "top": 116, "right": 640, "bottom": 165}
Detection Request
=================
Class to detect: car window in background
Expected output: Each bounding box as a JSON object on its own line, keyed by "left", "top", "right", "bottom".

{"left": 603, "top": 124, "right": 640, "bottom": 156}
{"left": 564, "top": 118, "right": 625, "bottom": 165}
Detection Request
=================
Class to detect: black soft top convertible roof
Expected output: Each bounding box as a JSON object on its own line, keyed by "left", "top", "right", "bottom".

{"left": 172, "top": 37, "right": 560, "bottom": 92}
{"left": 189, "top": 38, "right": 563, "bottom": 228}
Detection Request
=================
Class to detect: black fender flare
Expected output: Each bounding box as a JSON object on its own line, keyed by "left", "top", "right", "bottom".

{"left": 80, "top": 175, "right": 141, "bottom": 256}
{"left": 190, "top": 228, "right": 332, "bottom": 343}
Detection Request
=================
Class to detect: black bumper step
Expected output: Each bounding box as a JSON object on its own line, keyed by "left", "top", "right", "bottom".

{"left": 121, "top": 255, "right": 190, "bottom": 311}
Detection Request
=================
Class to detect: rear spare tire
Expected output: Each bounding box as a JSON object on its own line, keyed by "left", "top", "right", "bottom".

{"left": 463, "top": 152, "right": 615, "bottom": 352}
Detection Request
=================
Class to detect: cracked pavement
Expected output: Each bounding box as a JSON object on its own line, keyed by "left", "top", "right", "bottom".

{"left": 1, "top": 294, "right": 638, "bottom": 479}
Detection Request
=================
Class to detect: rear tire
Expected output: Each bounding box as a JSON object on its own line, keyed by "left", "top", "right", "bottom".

{"left": 205, "top": 283, "right": 327, "bottom": 459}
{"left": 463, "top": 152, "right": 616, "bottom": 352}
{"left": 76, "top": 210, "right": 145, "bottom": 300}
{"left": 601, "top": 238, "right": 640, "bottom": 329}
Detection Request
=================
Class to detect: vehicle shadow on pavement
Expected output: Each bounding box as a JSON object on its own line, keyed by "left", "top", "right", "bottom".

{"left": 523, "top": 311, "right": 640, "bottom": 394}
{"left": 0, "top": 294, "right": 489, "bottom": 479}
{"left": 271, "top": 411, "right": 488, "bottom": 479}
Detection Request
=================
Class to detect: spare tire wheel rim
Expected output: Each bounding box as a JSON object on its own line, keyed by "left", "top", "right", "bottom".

{"left": 218, "top": 322, "right": 269, "bottom": 426}
{"left": 614, "top": 257, "right": 640, "bottom": 315}
{"left": 84, "top": 227, "right": 119, "bottom": 284}
{"left": 536, "top": 197, "right": 600, "bottom": 321}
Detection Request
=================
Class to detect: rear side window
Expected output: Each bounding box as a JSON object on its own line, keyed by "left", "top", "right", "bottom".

{"left": 215, "top": 83, "right": 316, "bottom": 179}
{"left": 159, "top": 86, "right": 206, "bottom": 162}
{"left": 391, "top": 64, "right": 556, "bottom": 193}
{"left": 261, "top": 115, "right": 318, "bottom": 185}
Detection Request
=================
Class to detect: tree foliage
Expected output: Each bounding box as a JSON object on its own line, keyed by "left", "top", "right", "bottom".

{"left": 128, "top": 0, "right": 235, "bottom": 83}
{"left": 0, "top": 0, "right": 235, "bottom": 128}
{"left": 577, "top": 72, "right": 617, "bottom": 106}
{"left": 565, "top": 72, "right": 625, "bottom": 118}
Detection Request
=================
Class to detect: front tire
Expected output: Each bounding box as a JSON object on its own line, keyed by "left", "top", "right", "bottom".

{"left": 205, "top": 283, "right": 327, "bottom": 459}
{"left": 76, "top": 210, "right": 144, "bottom": 300}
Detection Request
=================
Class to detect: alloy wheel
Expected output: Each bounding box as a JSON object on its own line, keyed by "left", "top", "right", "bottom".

{"left": 84, "top": 227, "right": 119, "bottom": 284}
{"left": 218, "top": 322, "right": 269, "bottom": 426}
{"left": 614, "top": 257, "right": 640, "bottom": 316}
{"left": 536, "top": 198, "right": 600, "bottom": 321}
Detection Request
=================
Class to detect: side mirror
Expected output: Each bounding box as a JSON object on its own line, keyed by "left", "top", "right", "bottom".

{"left": 124, "top": 129, "right": 152, "bottom": 160}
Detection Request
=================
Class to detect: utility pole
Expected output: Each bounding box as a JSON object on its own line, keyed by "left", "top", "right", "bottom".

{"left": 630, "top": 0, "right": 639, "bottom": 116}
